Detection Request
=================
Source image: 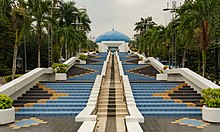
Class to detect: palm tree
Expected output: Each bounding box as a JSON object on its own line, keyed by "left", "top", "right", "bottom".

{"left": 28, "top": 0, "right": 51, "bottom": 68}
{"left": 55, "top": 26, "right": 79, "bottom": 61}
{"left": 134, "top": 16, "right": 157, "bottom": 55}
{"left": 78, "top": 10, "right": 91, "bottom": 32}
{"left": 0, "top": 0, "right": 13, "bottom": 20}
{"left": 134, "top": 16, "right": 156, "bottom": 34}
{"left": 11, "top": 1, "right": 26, "bottom": 79}
{"left": 55, "top": 1, "right": 90, "bottom": 60}
{"left": 57, "top": 0, "right": 78, "bottom": 27}
{"left": 178, "top": 0, "right": 220, "bottom": 76}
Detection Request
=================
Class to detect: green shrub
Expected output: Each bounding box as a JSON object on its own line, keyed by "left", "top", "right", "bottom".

{"left": 89, "top": 49, "right": 94, "bottom": 52}
{"left": 138, "top": 49, "right": 142, "bottom": 54}
{"left": 201, "top": 88, "right": 220, "bottom": 108}
{"left": 0, "top": 94, "right": 13, "bottom": 109}
{"left": 139, "top": 57, "right": 143, "bottom": 61}
{"left": 79, "top": 54, "right": 88, "bottom": 61}
{"left": 81, "top": 49, "right": 88, "bottom": 53}
{"left": 4, "top": 74, "right": 23, "bottom": 83}
{"left": 52, "top": 63, "right": 68, "bottom": 73}
{"left": 133, "top": 48, "right": 138, "bottom": 52}
{"left": 0, "top": 64, "right": 11, "bottom": 76}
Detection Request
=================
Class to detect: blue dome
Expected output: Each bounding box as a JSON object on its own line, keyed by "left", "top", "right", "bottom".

{"left": 96, "top": 30, "right": 130, "bottom": 43}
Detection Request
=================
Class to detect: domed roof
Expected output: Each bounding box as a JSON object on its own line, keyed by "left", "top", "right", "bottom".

{"left": 96, "top": 30, "right": 130, "bottom": 43}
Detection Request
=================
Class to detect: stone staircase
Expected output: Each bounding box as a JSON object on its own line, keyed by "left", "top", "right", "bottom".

{"left": 97, "top": 54, "right": 127, "bottom": 117}
{"left": 95, "top": 53, "right": 127, "bottom": 132}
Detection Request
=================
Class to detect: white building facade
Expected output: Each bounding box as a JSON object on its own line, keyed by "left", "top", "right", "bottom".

{"left": 96, "top": 30, "right": 130, "bottom": 52}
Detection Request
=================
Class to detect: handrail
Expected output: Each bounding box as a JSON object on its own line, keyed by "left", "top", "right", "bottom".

{"left": 63, "top": 57, "right": 77, "bottom": 70}
{"left": 115, "top": 52, "right": 144, "bottom": 132}
{"left": 145, "top": 56, "right": 219, "bottom": 90}
{"left": 76, "top": 52, "right": 111, "bottom": 131}
{"left": 0, "top": 68, "right": 53, "bottom": 97}
{"left": 166, "top": 68, "right": 219, "bottom": 89}
{"left": 0, "top": 57, "right": 78, "bottom": 99}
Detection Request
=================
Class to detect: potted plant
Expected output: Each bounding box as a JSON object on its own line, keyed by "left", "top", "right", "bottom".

{"left": 156, "top": 66, "right": 168, "bottom": 80}
{"left": 0, "top": 94, "right": 15, "bottom": 125}
{"left": 81, "top": 49, "right": 88, "bottom": 53}
{"left": 201, "top": 88, "right": 220, "bottom": 123}
{"left": 52, "top": 63, "right": 68, "bottom": 81}
{"left": 79, "top": 54, "right": 88, "bottom": 64}
{"left": 133, "top": 48, "right": 138, "bottom": 54}
{"left": 138, "top": 56, "right": 145, "bottom": 64}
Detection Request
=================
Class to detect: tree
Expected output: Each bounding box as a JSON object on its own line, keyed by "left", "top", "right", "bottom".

{"left": 11, "top": 1, "right": 26, "bottom": 79}
{"left": 178, "top": 0, "right": 220, "bottom": 76}
{"left": 134, "top": 16, "right": 156, "bottom": 34}
{"left": 28, "top": 0, "right": 51, "bottom": 68}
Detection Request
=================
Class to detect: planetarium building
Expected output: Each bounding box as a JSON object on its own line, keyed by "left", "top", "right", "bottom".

{"left": 96, "top": 30, "right": 130, "bottom": 52}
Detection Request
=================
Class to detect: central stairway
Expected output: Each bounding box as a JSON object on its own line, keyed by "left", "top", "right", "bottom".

{"left": 95, "top": 53, "right": 128, "bottom": 132}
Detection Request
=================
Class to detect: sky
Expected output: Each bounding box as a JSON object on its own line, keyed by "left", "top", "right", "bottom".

{"left": 73, "top": 0, "right": 184, "bottom": 39}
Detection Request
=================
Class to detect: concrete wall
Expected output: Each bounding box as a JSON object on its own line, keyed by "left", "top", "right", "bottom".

{"left": 165, "top": 68, "right": 219, "bottom": 92}
{"left": 97, "top": 41, "right": 128, "bottom": 52}
{"left": 0, "top": 57, "right": 78, "bottom": 99}
{"left": 136, "top": 54, "right": 220, "bottom": 92}
{"left": 0, "top": 68, "right": 54, "bottom": 100}
{"left": 64, "top": 57, "right": 77, "bottom": 70}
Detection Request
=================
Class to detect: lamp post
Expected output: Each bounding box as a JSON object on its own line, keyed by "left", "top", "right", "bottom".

{"left": 48, "top": 5, "right": 53, "bottom": 68}
{"left": 163, "top": 0, "right": 177, "bottom": 68}
{"left": 70, "top": 12, "right": 83, "bottom": 59}
{"left": 48, "top": 2, "right": 59, "bottom": 67}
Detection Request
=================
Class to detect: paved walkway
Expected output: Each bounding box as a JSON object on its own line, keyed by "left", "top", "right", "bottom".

{"left": 141, "top": 116, "right": 220, "bottom": 132}
{"left": 0, "top": 116, "right": 81, "bottom": 132}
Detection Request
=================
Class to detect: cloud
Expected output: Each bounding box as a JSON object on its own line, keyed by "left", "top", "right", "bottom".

{"left": 73, "top": 0, "right": 184, "bottom": 38}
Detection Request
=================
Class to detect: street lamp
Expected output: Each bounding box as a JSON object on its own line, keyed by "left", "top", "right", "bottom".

{"left": 163, "top": 0, "right": 177, "bottom": 68}
{"left": 70, "top": 11, "right": 83, "bottom": 59}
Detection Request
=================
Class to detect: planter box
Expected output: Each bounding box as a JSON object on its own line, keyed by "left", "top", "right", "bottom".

{"left": 138, "top": 61, "right": 145, "bottom": 64}
{"left": 80, "top": 60, "right": 86, "bottom": 64}
{"left": 0, "top": 107, "right": 15, "bottom": 125}
{"left": 55, "top": 73, "right": 67, "bottom": 81}
{"left": 202, "top": 106, "right": 220, "bottom": 123}
{"left": 156, "top": 74, "right": 168, "bottom": 81}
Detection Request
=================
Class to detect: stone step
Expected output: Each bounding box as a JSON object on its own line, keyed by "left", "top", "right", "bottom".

{"left": 171, "top": 96, "right": 202, "bottom": 99}
{"left": 174, "top": 90, "right": 197, "bottom": 93}
{"left": 101, "top": 90, "right": 123, "bottom": 92}
{"left": 98, "top": 108, "right": 127, "bottom": 113}
{"left": 98, "top": 104, "right": 126, "bottom": 108}
{"left": 18, "top": 96, "right": 51, "bottom": 99}
{"left": 169, "top": 93, "right": 201, "bottom": 96}
{"left": 99, "top": 96, "right": 124, "bottom": 100}
{"left": 98, "top": 100, "right": 125, "bottom": 104}
{"left": 22, "top": 93, "right": 52, "bottom": 96}
{"left": 100, "top": 93, "right": 123, "bottom": 96}
{"left": 26, "top": 90, "right": 48, "bottom": 93}
{"left": 97, "top": 112, "right": 128, "bottom": 117}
